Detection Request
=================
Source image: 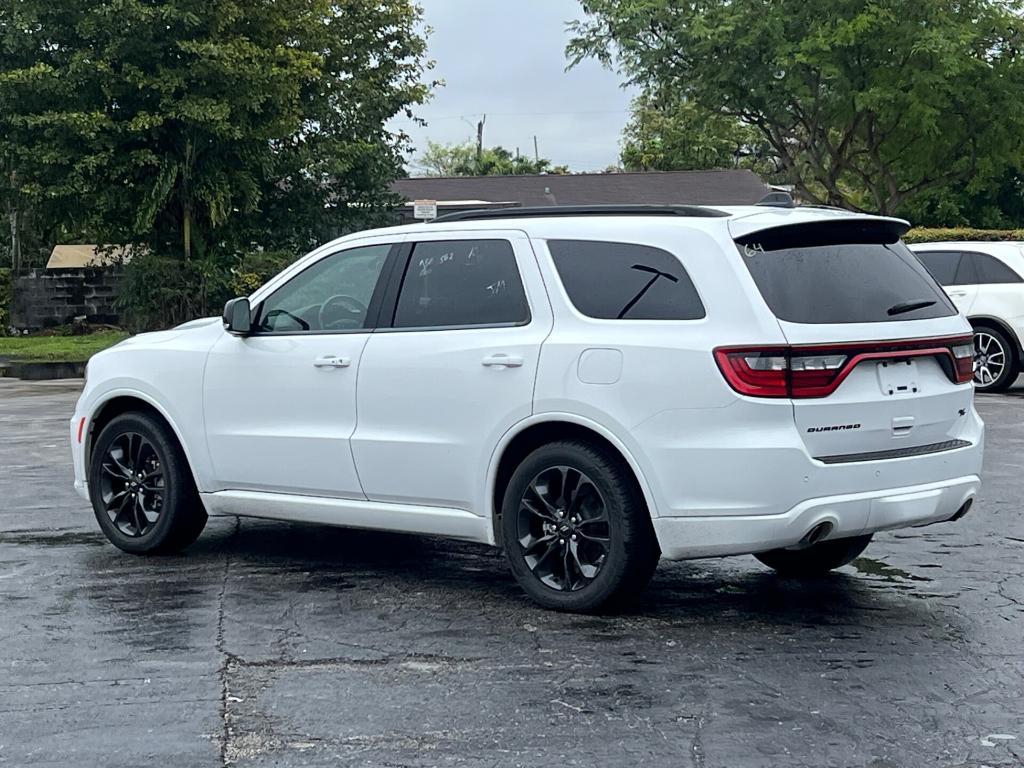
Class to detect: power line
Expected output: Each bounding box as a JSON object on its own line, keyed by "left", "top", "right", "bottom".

{"left": 406, "top": 109, "right": 631, "bottom": 121}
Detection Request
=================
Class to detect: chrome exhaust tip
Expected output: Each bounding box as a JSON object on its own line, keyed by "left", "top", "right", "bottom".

{"left": 798, "top": 521, "right": 834, "bottom": 548}
{"left": 950, "top": 498, "right": 973, "bottom": 522}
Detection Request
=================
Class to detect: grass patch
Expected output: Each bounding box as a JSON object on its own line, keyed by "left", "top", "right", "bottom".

{"left": 0, "top": 330, "right": 129, "bottom": 362}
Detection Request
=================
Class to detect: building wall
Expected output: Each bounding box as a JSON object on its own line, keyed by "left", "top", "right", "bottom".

{"left": 11, "top": 269, "right": 122, "bottom": 331}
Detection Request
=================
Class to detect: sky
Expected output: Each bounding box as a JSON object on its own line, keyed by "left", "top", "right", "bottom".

{"left": 391, "top": 0, "right": 637, "bottom": 174}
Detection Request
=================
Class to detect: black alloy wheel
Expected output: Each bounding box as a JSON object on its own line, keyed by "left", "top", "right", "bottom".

{"left": 516, "top": 465, "right": 611, "bottom": 592}
{"left": 98, "top": 432, "right": 166, "bottom": 537}
{"left": 501, "top": 439, "right": 660, "bottom": 612}
{"left": 89, "top": 412, "right": 207, "bottom": 554}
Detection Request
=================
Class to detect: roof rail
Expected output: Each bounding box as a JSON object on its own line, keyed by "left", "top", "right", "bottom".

{"left": 756, "top": 191, "right": 796, "bottom": 208}
{"left": 431, "top": 204, "right": 729, "bottom": 223}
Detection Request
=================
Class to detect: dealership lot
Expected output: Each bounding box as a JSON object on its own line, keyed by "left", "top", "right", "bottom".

{"left": 1, "top": 378, "right": 1022, "bottom": 768}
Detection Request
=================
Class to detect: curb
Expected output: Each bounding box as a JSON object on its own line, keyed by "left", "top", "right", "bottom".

{"left": 0, "top": 360, "right": 87, "bottom": 380}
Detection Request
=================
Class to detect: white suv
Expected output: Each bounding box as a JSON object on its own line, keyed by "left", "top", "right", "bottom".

{"left": 70, "top": 204, "right": 984, "bottom": 612}
{"left": 909, "top": 241, "right": 1024, "bottom": 391}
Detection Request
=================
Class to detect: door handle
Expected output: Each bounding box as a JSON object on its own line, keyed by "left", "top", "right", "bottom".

{"left": 481, "top": 354, "right": 524, "bottom": 368}
{"left": 947, "top": 290, "right": 967, "bottom": 297}
{"left": 313, "top": 355, "right": 351, "bottom": 369}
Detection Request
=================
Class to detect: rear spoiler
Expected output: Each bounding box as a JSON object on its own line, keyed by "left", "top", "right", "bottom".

{"left": 729, "top": 211, "right": 910, "bottom": 245}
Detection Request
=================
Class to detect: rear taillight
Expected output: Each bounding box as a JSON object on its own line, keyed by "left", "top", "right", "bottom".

{"left": 951, "top": 342, "right": 974, "bottom": 384}
{"left": 715, "top": 335, "right": 974, "bottom": 398}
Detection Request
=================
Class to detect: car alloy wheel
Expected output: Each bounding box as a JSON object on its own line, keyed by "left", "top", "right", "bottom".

{"left": 974, "top": 330, "right": 1007, "bottom": 388}
{"left": 98, "top": 432, "right": 165, "bottom": 537}
{"left": 516, "top": 465, "right": 611, "bottom": 591}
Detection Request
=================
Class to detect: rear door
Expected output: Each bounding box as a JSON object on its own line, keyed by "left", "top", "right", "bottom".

{"left": 914, "top": 249, "right": 979, "bottom": 313}
{"left": 732, "top": 219, "right": 974, "bottom": 462}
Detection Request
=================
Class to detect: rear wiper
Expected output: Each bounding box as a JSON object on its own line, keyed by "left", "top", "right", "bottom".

{"left": 887, "top": 299, "right": 937, "bottom": 316}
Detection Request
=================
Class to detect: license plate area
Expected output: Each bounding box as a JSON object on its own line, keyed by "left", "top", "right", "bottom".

{"left": 877, "top": 358, "right": 919, "bottom": 396}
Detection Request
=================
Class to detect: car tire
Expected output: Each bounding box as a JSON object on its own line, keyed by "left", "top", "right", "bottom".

{"left": 89, "top": 412, "right": 207, "bottom": 554}
{"left": 753, "top": 534, "right": 872, "bottom": 576}
{"left": 501, "top": 440, "right": 660, "bottom": 613}
{"left": 972, "top": 326, "right": 1017, "bottom": 393}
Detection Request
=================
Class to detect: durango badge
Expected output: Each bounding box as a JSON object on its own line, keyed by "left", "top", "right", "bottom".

{"left": 807, "top": 424, "right": 862, "bottom": 433}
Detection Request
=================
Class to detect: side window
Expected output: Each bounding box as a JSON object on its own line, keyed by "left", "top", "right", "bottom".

{"left": 966, "top": 251, "right": 1023, "bottom": 284}
{"left": 393, "top": 239, "right": 529, "bottom": 328}
{"left": 915, "top": 251, "right": 961, "bottom": 286}
{"left": 547, "top": 239, "right": 705, "bottom": 320}
{"left": 953, "top": 251, "right": 978, "bottom": 285}
{"left": 256, "top": 244, "right": 392, "bottom": 333}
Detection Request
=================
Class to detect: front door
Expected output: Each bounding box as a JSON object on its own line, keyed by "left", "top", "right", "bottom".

{"left": 351, "top": 231, "right": 553, "bottom": 512}
{"left": 204, "top": 239, "right": 398, "bottom": 497}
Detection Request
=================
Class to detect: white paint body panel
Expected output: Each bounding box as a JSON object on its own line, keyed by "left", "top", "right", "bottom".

{"left": 910, "top": 241, "right": 1024, "bottom": 360}
{"left": 71, "top": 208, "right": 985, "bottom": 559}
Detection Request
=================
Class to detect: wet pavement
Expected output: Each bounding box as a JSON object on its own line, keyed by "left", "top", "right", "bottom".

{"left": 1, "top": 377, "right": 1022, "bottom": 767}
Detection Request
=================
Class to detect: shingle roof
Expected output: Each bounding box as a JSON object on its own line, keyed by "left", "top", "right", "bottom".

{"left": 391, "top": 169, "right": 768, "bottom": 207}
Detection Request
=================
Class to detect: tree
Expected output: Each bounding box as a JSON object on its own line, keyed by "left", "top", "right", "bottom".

{"left": 568, "top": 0, "right": 1024, "bottom": 216}
{"left": 621, "top": 93, "right": 780, "bottom": 178}
{"left": 414, "top": 141, "right": 568, "bottom": 176}
{"left": 0, "top": 0, "right": 431, "bottom": 268}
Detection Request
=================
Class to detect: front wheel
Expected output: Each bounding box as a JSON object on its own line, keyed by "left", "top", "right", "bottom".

{"left": 89, "top": 412, "right": 207, "bottom": 554}
{"left": 973, "top": 326, "right": 1017, "bottom": 392}
{"left": 754, "top": 534, "right": 872, "bottom": 576}
{"left": 501, "top": 440, "right": 660, "bottom": 612}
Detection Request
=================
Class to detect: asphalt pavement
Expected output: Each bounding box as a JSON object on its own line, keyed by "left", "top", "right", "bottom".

{"left": 1, "top": 378, "right": 1022, "bottom": 767}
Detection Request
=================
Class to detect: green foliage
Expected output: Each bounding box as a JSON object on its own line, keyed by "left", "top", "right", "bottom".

{"left": 621, "top": 95, "right": 779, "bottom": 178}
{"left": 414, "top": 142, "right": 569, "bottom": 176}
{"left": 229, "top": 251, "right": 298, "bottom": 296}
{"left": 0, "top": 330, "right": 128, "bottom": 361}
{"left": 116, "top": 253, "right": 233, "bottom": 332}
{"left": 903, "top": 227, "right": 1024, "bottom": 243}
{"left": 0, "top": 268, "right": 11, "bottom": 333}
{"left": 898, "top": 170, "right": 1024, "bottom": 228}
{"left": 569, "top": 0, "right": 1024, "bottom": 217}
{"left": 1, "top": 0, "right": 433, "bottom": 328}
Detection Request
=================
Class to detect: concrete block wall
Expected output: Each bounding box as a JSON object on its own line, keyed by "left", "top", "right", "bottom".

{"left": 11, "top": 269, "right": 123, "bottom": 331}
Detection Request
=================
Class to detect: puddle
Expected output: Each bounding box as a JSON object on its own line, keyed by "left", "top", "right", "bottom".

{"left": 0, "top": 529, "right": 107, "bottom": 548}
{"left": 851, "top": 557, "right": 933, "bottom": 583}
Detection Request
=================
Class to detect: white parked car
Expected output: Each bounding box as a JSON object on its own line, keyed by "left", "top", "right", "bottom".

{"left": 70, "top": 204, "right": 984, "bottom": 611}
{"left": 908, "top": 241, "right": 1024, "bottom": 391}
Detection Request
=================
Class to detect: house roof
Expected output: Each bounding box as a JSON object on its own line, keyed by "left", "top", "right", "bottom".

{"left": 391, "top": 169, "right": 769, "bottom": 208}
{"left": 45, "top": 245, "right": 134, "bottom": 269}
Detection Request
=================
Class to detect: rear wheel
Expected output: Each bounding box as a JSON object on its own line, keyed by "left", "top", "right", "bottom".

{"left": 972, "top": 326, "right": 1017, "bottom": 392}
{"left": 89, "top": 412, "right": 207, "bottom": 554}
{"left": 754, "top": 534, "right": 872, "bottom": 576}
{"left": 501, "top": 440, "right": 660, "bottom": 612}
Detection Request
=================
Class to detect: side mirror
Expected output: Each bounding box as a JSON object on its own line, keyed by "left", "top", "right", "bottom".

{"left": 223, "top": 297, "right": 252, "bottom": 336}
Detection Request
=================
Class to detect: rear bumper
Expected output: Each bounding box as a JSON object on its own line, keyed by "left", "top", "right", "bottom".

{"left": 654, "top": 474, "right": 980, "bottom": 560}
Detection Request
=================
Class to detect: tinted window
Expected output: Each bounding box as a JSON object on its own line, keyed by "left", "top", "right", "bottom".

{"left": 738, "top": 227, "right": 956, "bottom": 324}
{"left": 966, "top": 251, "right": 1022, "bottom": 284}
{"left": 547, "top": 240, "right": 705, "bottom": 320}
{"left": 256, "top": 244, "right": 391, "bottom": 333}
{"left": 915, "top": 251, "right": 961, "bottom": 285}
{"left": 393, "top": 239, "right": 529, "bottom": 328}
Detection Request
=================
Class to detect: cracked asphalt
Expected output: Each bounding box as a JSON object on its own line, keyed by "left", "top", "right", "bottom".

{"left": 1, "top": 378, "right": 1023, "bottom": 768}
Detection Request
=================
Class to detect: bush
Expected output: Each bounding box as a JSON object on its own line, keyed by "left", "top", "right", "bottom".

{"left": 117, "top": 249, "right": 299, "bottom": 332}
{"left": 229, "top": 250, "right": 297, "bottom": 296}
{"left": 904, "top": 227, "right": 1024, "bottom": 244}
{"left": 117, "top": 254, "right": 232, "bottom": 332}
{"left": 0, "top": 268, "right": 11, "bottom": 335}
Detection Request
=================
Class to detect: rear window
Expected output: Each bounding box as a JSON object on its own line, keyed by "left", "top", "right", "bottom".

{"left": 737, "top": 223, "right": 956, "bottom": 324}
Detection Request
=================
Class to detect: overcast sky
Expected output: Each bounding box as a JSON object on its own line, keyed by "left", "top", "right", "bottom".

{"left": 391, "top": 0, "right": 636, "bottom": 174}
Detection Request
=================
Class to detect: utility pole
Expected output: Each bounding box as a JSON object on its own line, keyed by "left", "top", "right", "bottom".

{"left": 533, "top": 135, "right": 539, "bottom": 162}
{"left": 476, "top": 114, "right": 486, "bottom": 172}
